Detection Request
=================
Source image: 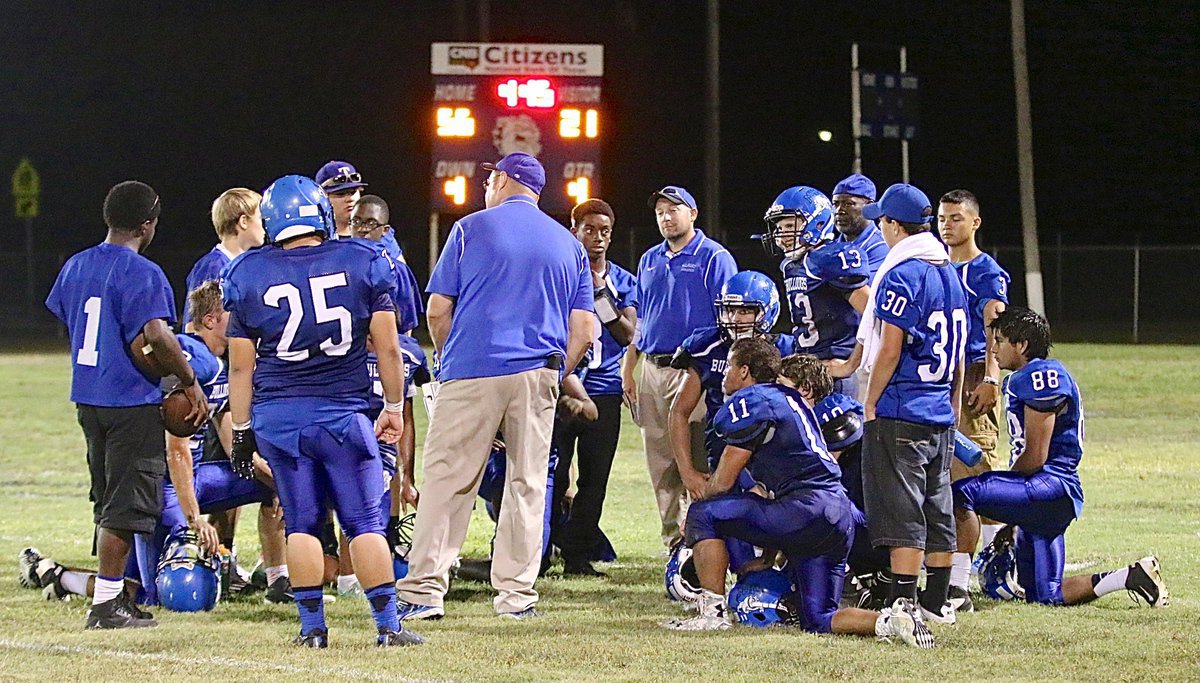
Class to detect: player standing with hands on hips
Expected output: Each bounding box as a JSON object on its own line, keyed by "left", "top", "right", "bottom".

{"left": 397, "top": 152, "right": 593, "bottom": 620}
{"left": 222, "top": 175, "right": 421, "bottom": 648}
{"left": 46, "top": 180, "right": 207, "bottom": 629}
{"left": 856, "top": 183, "right": 968, "bottom": 626}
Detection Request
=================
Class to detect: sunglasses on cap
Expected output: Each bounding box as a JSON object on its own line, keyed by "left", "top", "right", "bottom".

{"left": 320, "top": 172, "right": 362, "bottom": 189}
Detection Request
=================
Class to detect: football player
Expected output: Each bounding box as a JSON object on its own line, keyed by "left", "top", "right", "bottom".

{"left": 223, "top": 175, "right": 421, "bottom": 647}
{"left": 351, "top": 195, "right": 424, "bottom": 335}
{"left": 664, "top": 338, "right": 933, "bottom": 648}
{"left": 952, "top": 307, "right": 1168, "bottom": 608}
{"left": 761, "top": 186, "right": 871, "bottom": 398}
{"left": 182, "top": 188, "right": 265, "bottom": 327}
{"left": 938, "top": 189, "right": 1011, "bottom": 612}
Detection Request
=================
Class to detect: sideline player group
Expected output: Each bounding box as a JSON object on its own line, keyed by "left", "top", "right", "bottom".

{"left": 23, "top": 153, "right": 1168, "bottom": 650}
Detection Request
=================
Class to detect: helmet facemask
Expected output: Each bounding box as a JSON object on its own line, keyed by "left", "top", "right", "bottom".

{"left": 716, "top": 299, "right": 767, "bottom": 342}
{"left": 766, "top": 214, "right": 814, "bottom": 260}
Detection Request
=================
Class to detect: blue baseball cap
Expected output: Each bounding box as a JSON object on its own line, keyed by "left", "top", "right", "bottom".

{"left": 482, "top": 152, "right": 545, "bottom": 195}
{"left": 832, "top": 173, "right": 876, "bottom": 201}
{"left": 862, "top": 183, "right": 934, "bottom": 224}
{"left": 648, "top": 185, "right": 697, "bottom": 210}
{"left": 315, "top": 161, "right": 368, "bottom": 194}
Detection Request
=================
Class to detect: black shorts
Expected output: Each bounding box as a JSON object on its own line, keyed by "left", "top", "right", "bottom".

{"left": 77, "top": 403, "right": 166, "bottom": 534}
{"left": 861, "top": 417, "right": 956, "bottom": 554}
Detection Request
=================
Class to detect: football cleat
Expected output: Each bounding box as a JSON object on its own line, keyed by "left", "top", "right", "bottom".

{"left": 664, "top": 590, "right": 730, "bottom": 631}
{"left": 293, "top": 628, "right": 329, "bottom": 648}
{"left": 498, "top": 606, "right": 541, "bottom": 621}
{"left": 947, "top": 585, "right": 974, "bottom": 613}
{"left": 120, "top": 592, "right": 154, "bottom": 621}
{"left": 264, "top": 577, "right": 294, "bottom": 604}
{"left": 18, "top": 547, "right": 46, "bottom": 588}
{"left": 396, "top": 600, "right": 444, "bottom": 621}
{"left": 919, "top": 600, "right": 957, "bottom": 626}
{"left": 40, "top": 564, "right": 71, "bottom": 601}
{"left": 877, "top": 603, "right": 935, "bottom": 649}
{"left": 377, "top": 626, "right": 425, "bottom": 647}
{"left": 85, "top": 598, "right": 157, "bottom": 630}
{"left": 1126, "top": 556, "right": 1169, "bottom": 608}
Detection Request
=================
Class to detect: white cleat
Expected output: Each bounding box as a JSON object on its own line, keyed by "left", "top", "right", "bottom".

{"left": 877, "top": 601, "right": 936, "bottom": 649}
{"left": 1126, "top": 556, "right": 1169, "bottom": 608}
{"left": 918, "top": 600, "right": 957, "bottom": 626}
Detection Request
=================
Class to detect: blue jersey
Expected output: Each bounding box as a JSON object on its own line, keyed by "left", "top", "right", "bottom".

{"left": 782, "top": 241, "right": 870, "bottom": 360}
{"left": 183, "top": 245, "right": 234, "bottom": 324}
{"left": 175, "top": 333, "right": 227, "bottom": 465}
{"left": 46, "top": 242, "right": 177, "bottom": 407}
{"left": 838, "top": 222, "right": 888, "bottom": 279}
{"left": 873, "top": 258, "right": 969, "bottom": 426}
{"left": 222, "top": 239, "right": 394, "bottom": 403}
{"left": 713, "top": 383, "right": 842, "bottom": 498}
{"left": 366, "top": 334, "right": 429, "bottom": 420}
{"left": 581, "top": 261, "right": 637, "bottom": 396}
{"left": 681, "top": 326, "right": 798, "bottom": 421}
{"left": 953, "top": 253, "right": 1010, "bottom": 364}
{"left": 349, "top": 237, "right": 421, "bottom": 335}
{"left": 1005, "top": 358, "right": 1085, "bottom": 516}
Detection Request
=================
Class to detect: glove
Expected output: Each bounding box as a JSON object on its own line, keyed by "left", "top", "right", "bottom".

{"left": 386, "top": 515, "right": 401, "bottom": 553}
{"left": 231, "top": 427, "right": 257, "bottom": 481}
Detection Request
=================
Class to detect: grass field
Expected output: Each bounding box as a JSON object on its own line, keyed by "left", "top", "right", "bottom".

{"left": 1, "top": 345, "right": 1197, "bottom": 681}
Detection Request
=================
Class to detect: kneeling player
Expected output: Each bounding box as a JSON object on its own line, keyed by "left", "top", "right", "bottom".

{"left": 952, "top": 307, "right": 1168, "bottom": 608}
{"left": 664, "top": 338, "right": 932, "bottom": 648}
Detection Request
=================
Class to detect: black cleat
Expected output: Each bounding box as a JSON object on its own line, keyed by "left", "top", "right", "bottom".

{"left": 85, "top": 598, "right": 157, "bottom": 630}
{"left": 40, "top": 564, "right": 72, "bottom": 601}
{"left": 377, "top": 626, "right": 425, "bottom": 647}
{"left": 293, "top": 628, "right": 329, "bottom": 648}
{"left": 947, "top": 585, "right": 974, "bottom": 613}
{"left": 265, "top": 577, "right": 294, "bottom": 604}
{"left": 120, "top": 592, "right": 154, "bottom": 620}
{"left": 563, "top": 560, "right": 606, "bottom": 577}
{"left": 1126, "top": 556, "right": 1170, "bottom": 608}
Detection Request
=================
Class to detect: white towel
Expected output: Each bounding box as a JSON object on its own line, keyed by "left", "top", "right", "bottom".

{"left": 855, "top": 231, "right": 949, "bottom": 375}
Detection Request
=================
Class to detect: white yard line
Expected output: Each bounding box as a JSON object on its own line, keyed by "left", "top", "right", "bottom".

{"left": 0, "top": 638, "right": 448, "bottom": 683}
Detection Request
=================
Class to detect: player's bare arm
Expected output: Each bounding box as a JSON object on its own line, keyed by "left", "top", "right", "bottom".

{"left": 166, "top": 432, "right": 219, "bottom": 553}
{"left": 369, "top": 310, "right": 406, "bottom": 445}
{"left": 968, "top": 298, "right": 1007, "bottom": 413}
{"left": 559, "top": 373, "right": 599, "bottom": 422}
{"left": 621, "top": 343, "right": 640, "bottom": 409}
{"left": 703, "top": 444, "right": 753, "bottom": 500}
{"left": 143, "top": 318, "right": 206, "bottom": 425}
{"left": 669, "top": 369, "right": 709, "bottom": 499}
{"left": 826, "top": 342, "right": 862, "bottom": 379}
{"left": 847, "top": 284, "right": 870, "bottom": 314}
{"left": 863, "top": 323, "right": 904, "bottom": 421}
{"left": 1012, "top": 405, "right": 1055, "bottom": 475}
{"left": 399, "top": 398, "right": 419, "bottom": 512}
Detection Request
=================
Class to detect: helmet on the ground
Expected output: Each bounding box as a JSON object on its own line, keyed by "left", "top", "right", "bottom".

{"left": 978, "top": 527, "right": 1025, "bottom": 601}
{"left": 761, "top": 186, "right": 836, "bottom": 258}
{"left": 665, "top": 541, "right": 703, "bottom": 603}
{"left": 261, "top": 174, "right": 335, "bottom": 243}
{"left": 727, "top": 568, "right": 794, "bottom": 627}
{"left": 156, "top": 534, "right": 220, "bottom": 612}
{"left": 715, "top": 271, "right": 781, "bottom": 341}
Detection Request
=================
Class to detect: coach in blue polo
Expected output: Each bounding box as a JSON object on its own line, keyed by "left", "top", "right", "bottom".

{"left": 398, "top": 152, "right": 593, "bottom": 620}
{"left": 623, "top": 185, "right": 737, "bottom": 548}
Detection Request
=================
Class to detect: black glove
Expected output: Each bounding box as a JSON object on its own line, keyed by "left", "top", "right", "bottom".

{"left": 231, "top": 428, "right": 257, "bottom": 481}
{"left": 386, "top": 515, "right": 401, "bottom": 554}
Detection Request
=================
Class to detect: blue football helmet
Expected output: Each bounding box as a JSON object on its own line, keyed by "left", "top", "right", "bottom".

{"left": 155, "top": 534, "right": 220, "bottom": 612}
{"left": 762, "top": 186, "right": 836, "bottom": 259}
{"left": 715, "top": 271, "right": 781, "bottom": 341}
{"left": 815, "top": 393, "right": 865, "bottom": 451}
{"left": 977, "top": 526, "right": 1025, "bottom": 601}
{"left": 728, "top": 568, "right": 794, "bottom": 627}
{"left": 261, "top": 174, "right": 336, "bottom": 244}
{"left": 665, "top": 541, "right": 702, "bottom": 603}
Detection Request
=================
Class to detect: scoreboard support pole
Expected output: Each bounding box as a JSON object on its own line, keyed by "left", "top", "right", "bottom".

{"left": 429, "top": 211, "right": 441, "bottom": 278}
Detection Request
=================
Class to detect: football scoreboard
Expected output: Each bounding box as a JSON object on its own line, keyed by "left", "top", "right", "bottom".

{"left": 430, "top": 42, "right": 603, "bottom": 215}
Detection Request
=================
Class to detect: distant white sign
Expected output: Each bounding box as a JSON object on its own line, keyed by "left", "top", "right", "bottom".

{"left": 431, "top": 43, "right": 604, "bottom": 77}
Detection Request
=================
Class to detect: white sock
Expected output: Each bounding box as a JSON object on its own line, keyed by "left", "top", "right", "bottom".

{"left": 1092, "top": 566, "right": 1130, "bottom": 597}
{"left": 337, "top": 574, "right": 359, "bottom": 593}
{"left": 266, "top": 565, "right": 289, "bottom": 585}
{"left": 979, "top": 524, "right": 1003, "bottom": 551}
{"left": 92, "top": 576, "right": 123, "bottom": 605}
{"left": 950, "top": 553, "right": 973, "bottom": 589}
{"left": 61, "top": 570, "right": 92, "bottom": 597}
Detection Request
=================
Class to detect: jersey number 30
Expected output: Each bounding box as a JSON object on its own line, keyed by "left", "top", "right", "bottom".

{"left": 917, "top": 309, "right": 968, "bottom": 382}
{"left": 264, "top": 273, "right": 352, "bottom": 361}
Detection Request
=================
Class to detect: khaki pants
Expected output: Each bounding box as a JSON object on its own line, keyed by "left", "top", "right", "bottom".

{"left": 638, "top": 360, "right": 707, "bottom": 548}
{"left": 953, "top": 361, "right": 1006, "bottom": 525}
{"left": 397, "top": 368, "right": 558, "bottom": 614}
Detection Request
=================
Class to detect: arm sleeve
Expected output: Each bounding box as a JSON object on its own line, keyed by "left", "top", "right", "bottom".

{"left": 426, "top": 223, "right": 465, "bottom": 297}
{"left": 368, "top": 250, "right": 398, "bottom": 315}
{"left": 221, "top": 273, "right": 251, "bottom": 340}
{"left": 713, "top": 391, "right": 773, "bottom": 447}
{"left": 873, "top": 268, "right": 923, "bottom": 333}
{"left": 616, "top": 269, "right": 637, "bottom": 309}
{"left": 120, "top": 265, "right": 177, "bottom": 344}
{"left": 977, "top": 264, "right": 1011, "bottom": 307}
{"left": 570, "top": 243, "right": 595, "bottom": 312}
{"left": 45, "top": 272, "right": 65, "bottom": 322}
{"left": 704, "top": 249, "right": 738, "bottom": 300}
{"left": 1010, "top": 370, "right": 1069, "bottom": 414}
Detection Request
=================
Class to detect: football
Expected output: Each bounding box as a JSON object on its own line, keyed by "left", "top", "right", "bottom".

{"left": 163, "top": 389, "right": 199, "bottom": 437}
{"left": 129, "top": 332, "right": 167, "bottom": 380}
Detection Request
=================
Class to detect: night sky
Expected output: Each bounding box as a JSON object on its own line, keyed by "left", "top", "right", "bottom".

{"left": 2, "top": 1, "right": 1196, "bottom": 297}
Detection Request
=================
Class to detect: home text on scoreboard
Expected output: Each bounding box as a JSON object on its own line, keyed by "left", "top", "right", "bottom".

{"left": 430, "top": 42, "right": 603, "bottom": 215}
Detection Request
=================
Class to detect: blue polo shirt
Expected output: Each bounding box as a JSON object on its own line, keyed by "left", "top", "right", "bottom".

{"left": 631, "top": 229, "right": 737, "bottom": 355}
{"left": 427, "top": 195, "right": 593, "bottom": 381}
{"left": 46, "top": 242, "right": 177, "bottom": 407}
{"left": 183, "top": 244, "right": 235, "bottom": 324}
{"left": 839, "top": 222, "right": 889, "bottom": 280}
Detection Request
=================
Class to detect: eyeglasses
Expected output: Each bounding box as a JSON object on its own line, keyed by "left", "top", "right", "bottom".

{"left": 321, "top": 172, "right": 362, "bottom": 189}
{"left": 349, "top": 218, "right": 388, "bottom": 232}
{"left": 482, "top": 171, "right": 506, "bottom": 190}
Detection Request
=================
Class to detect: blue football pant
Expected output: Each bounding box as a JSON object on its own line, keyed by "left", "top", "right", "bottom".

{"left": 685, "top": 489, "right": 853, "bottom": 633}
{"left": 954, "top": 470, "right": 1077, "bottom": 605}
{"left": 481, "top": 443, "right": 556, "bottom": 559}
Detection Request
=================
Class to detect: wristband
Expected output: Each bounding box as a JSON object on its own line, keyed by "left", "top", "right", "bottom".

{"left": 384, "top": 400, "right": 404, "bottom": 414}
{"left": 593, "top": 289, "right": 620, "bottom": 325}
{"left": 982, "top": 376, "right": 1000, "bottom": 387}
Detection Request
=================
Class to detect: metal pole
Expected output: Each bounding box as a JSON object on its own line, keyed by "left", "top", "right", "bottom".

{"left": 428, "top": 211, "right": 440, "bottom": 279}
{"left": 705, "top": 0, "right": 721, "bottom": 240}
{"left": 25, "top": 216, "right": 35, "bottom": 312}
{"left": 851, "top": 42, "right": 862, "bottom": 174}
{"left": 899, "top": 46, "right": 909, "bottom": 184}
{"left": 478, "top": 0, "right": 490, "bottom": 41}
{"left": 1132, "top": 235, "right": 1140, "bottom": 343}
{"left": 1012, "top": 0, "right": 1046, "bottom": 316}
{"left": 1055, "top": 231, "right": 1063, "bottom": 324}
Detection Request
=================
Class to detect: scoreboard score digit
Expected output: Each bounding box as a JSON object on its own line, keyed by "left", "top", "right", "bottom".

{"left": 430, "top": 43, "right": 604, "bottom": 215}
